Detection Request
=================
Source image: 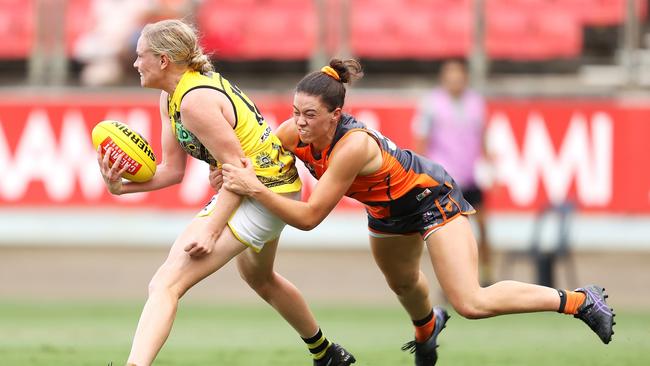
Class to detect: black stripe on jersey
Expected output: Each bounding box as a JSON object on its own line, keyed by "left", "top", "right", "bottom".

{"left": 181, "top": 86, "right": 238, "bottom": 130}
{"left": 218, "top": 73, "right": 226, "bottom": 90}
{"left": 333, "top": 114, "right": 448, "bottom": 186}
{"left": 325, "top": 114, "right": 367, "bottom": 159}
{"left": 367, "top": 126, "right": 440, "bottom": 177}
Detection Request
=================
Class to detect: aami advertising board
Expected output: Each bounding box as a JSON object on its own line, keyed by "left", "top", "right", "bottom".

{"left": 0, "top": 94, "right": 647, "bottom": 214}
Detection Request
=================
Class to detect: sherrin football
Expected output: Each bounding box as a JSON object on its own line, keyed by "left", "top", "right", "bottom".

{"left": 91, "top": 120, "right": 156, "bottom": 183}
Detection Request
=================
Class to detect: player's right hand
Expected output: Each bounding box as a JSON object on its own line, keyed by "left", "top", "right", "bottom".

{"left": 97, "top": 146, "right": 129, "bottom": 195}
{"left": 209, "top": 165, "right": 223, "bottom": 193}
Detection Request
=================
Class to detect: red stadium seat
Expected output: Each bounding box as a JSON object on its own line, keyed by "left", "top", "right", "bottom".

{"left": 486, "top": 0, "right": 581, "bottom": 60}
{"left": 198, "top": 0, "right": 316, "bottom": 60}
{"left": 350, "top": 1, "right": 402, "bottom": 58}
{"left": 0, "top": 0, "right": 34, "bottom": 59}
{"left": 351, "top": 0, "right": 472, "bottom": 59}
{"left": 242, "top": 2, "right": 316, "bottom": 59}
{"left": 563, "top": 0, "right": 647, "bottom": 26}
{"left": 485, "top": 6, "right": 530, "bottom": 59}
{"left": 535, "top": 11, "right": 582, "bottom": 58}
{"left": 197, "top": 1, "right": 250, "bottom": 59}
{"left": 436, "top": 1, "right": 473, "bottom": 57}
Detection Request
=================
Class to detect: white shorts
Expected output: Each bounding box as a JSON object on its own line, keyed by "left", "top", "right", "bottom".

{"left": 197, "top": 191, "right": 301, "bottom": 253}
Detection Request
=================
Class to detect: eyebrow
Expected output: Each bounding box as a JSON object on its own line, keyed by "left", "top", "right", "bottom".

{"left": 294, "top": 106, "right": 317, "bottom": 113}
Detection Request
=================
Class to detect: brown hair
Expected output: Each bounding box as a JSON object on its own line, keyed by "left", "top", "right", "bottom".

{"left": 141, "top": 19, "right": 214, "bottom": 73}
{"left": 296, "top": 58, "right": 363, "bottom": 112}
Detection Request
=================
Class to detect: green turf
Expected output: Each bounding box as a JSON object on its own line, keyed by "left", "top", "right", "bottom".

{"left": 0, "top": 301, "right": 648, "bottom": 365}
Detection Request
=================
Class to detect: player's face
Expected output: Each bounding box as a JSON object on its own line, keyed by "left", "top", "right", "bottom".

{"left": 292, "top": 92, "right": 339, "bottom": 145}
{"left": 133, "top": 36, "right": 163, "bottom": 88}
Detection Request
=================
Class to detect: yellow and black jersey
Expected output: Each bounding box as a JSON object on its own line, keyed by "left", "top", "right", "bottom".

{"left": 168, "top": 70, "right": 301, "bottom": 193}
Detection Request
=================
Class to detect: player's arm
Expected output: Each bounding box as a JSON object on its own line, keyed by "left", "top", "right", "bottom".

{"left": 180, "top": 88, "right": 246, "bottom": 256}
{"left": 209, "top": 117, "right": 298, "bottom": 193}
{"left": 223, "top": 132, "right": 371, "bottom": 231}
{"left": 99, "top": 91, "right": 187, "bottom": 195}
{"left": 119, "top": 91, "right": 187, "bottom": 194}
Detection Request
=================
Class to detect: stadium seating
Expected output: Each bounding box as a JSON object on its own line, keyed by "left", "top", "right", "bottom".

{"left": 485, "top": 0, "right": 582, "bottom": 59}
{"left": 0, "top": 0, "right": 645, "bottom": 62}
{"left": 0, "top": 0, "right": 34, "bottom": 59}
{"left": 350, "top": 0, "right": 472, "bottom": 59}
{"left": 563, "top": 0, "right": 647, "bottom": 26}
{"left": 197, "top": 0, "right": 316, "bottom": 60}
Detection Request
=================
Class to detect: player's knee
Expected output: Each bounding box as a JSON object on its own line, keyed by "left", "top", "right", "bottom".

{"left": 448, "top": 293, "right": 489, "bottom": 319}
{"left": 386, "top": 276, "right": 419, "bottom": 297}
{"left": 147, "top": 276, "right": 184, "bottom": 300}
{"left": 453, "top": 304, "right": 485, "bottom": 319}
{"left": 240, "top": 270, "right": 274, "bottom": 299}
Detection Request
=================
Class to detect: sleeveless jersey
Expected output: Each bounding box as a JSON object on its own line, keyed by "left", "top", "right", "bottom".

{"left": 168, "top": 70, "right": 301, "bottom": 193}
{"left": 293, "top": 114, "right": 457, "bottom": 220}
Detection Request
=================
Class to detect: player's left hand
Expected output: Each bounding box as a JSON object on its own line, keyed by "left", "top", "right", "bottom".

{"left": 208, "top": 165, "right": 223, "bottom": 193}
{"left": 222, "top": 158, "right": 262, "bottom": 196}
{"left": 183, "top": 229, "right": 220, "bottom": 258}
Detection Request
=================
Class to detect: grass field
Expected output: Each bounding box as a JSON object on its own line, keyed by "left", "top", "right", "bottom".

{"left": 1, "top": 301, "right": 648, "bottom": 366}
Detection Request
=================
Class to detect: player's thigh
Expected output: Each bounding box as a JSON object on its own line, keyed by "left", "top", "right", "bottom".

{"left": 370, "top": 233, "right": 425, "bottom": 286}
{"left": 151, "top": 217, "right": 247, "bottom": 296}
{"left": 232, "top": 192, "right": 299, "bottom": 281}
{"left": 425, "top": 215, "right": 480, "bottom": 299}
{"left": 236, "top": 238, "right": 280, "bottom": 283}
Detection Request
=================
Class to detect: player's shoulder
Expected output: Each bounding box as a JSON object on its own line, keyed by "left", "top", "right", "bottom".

{"left": 332, "top": 128, "right": 374, "bottom": 158}
{"left": 276, "top": 119, "right": 300, "bottom": 150}
{"left": 181, "top": 86, "right": 229, "bottom": 112}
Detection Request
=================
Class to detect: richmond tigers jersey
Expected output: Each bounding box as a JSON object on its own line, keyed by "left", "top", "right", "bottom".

{"left": 168, "top": 70, "right": 300, "bottom": 193}
{"left": 293, "top": 114, "right": 457, "bottom": 219}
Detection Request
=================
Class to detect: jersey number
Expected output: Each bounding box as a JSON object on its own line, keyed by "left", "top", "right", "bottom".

{"left": 230, "top": 84, "right": 265, "bottom": 125}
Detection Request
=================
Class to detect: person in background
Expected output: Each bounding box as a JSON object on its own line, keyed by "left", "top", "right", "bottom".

{"left": 412, "top": 59, "right": 493, "bottom": 285}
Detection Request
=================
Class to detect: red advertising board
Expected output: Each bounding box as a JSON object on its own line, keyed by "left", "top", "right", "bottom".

{"left": 0, "top": 93, "right": 648, "bottom": 213}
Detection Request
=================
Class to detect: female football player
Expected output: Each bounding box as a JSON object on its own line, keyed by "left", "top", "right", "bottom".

{"left": 97, "top": 20, "right": 354, "bottom": 366}
{"left": 221, "top": 58, "right": 615, "bottom": 366}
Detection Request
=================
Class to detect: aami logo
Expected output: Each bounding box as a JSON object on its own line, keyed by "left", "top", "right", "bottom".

{"left": 487, "top": 111, "right": 613, "bottom": 207}
{"left": 0, "top": 108, "right": 151, "bottom": 202}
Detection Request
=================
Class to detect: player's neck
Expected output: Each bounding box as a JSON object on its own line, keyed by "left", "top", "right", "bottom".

{"left": 161, "top": 68, "right": 189, "bottom": 95}
{"left": 311, "top": 124, "right": 337, "bottom": 154}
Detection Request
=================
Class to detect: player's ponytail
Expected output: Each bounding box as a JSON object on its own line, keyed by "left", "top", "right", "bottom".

{"left": 297, "top": 58, "right": 364, "bottom": 112}
{"left": 141, "top": 19, "right": 214, "bottom": 73}
{"left": 327, "top": 59, "right": 363, "bottom": 84}
{"left": 188, "top": 51, "right": 213, "bottom": 74}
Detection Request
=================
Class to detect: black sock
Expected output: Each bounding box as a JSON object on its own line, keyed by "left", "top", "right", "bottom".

{"left": 412, "top": 309, "right": 434, "bottom": 327}
{"left": 302, "top": 328, "right": 331, "bottom": 360}
{"left": 557, "top": 289, "right": 567, "bottom": 313}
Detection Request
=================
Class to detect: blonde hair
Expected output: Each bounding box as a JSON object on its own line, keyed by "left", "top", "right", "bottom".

{"left": 141, "top": 19, "right": 213, "bottom": 73}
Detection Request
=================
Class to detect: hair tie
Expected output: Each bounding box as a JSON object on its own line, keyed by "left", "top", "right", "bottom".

{"left": 321, "top": 66, "right": 340, "bottom": 81}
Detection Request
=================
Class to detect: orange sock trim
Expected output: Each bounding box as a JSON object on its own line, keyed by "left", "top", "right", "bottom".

{"left": 414, "top": 318, "right": 436, "bottom": 343}
{"left": 563, "top": 290, "right": 587, "bottom": 315}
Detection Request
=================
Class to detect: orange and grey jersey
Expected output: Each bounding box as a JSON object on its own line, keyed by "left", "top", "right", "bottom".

{"left": 293, "top": 113, "right": 475, "bottom": 238}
